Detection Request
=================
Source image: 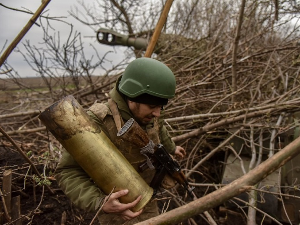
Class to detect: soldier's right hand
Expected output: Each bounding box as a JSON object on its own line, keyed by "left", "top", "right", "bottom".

{"left": 102, "top": 189, "right": 143, "bottom": 221}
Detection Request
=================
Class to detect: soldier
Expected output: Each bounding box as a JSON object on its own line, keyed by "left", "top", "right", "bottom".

{"left": 55, "top": 57, "right": 186, "bottom": 224}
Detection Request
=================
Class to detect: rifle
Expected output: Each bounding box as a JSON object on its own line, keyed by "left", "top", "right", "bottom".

{"left": 141, "top": 143, "right": 195, "bottom": 198}
{"left": 117, "top": 118, "right": 195, "bottom": 198}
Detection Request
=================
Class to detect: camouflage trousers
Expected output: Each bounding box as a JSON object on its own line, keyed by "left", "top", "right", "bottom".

{"left": 98, "top": 200, "right": 159, "bottom": 225}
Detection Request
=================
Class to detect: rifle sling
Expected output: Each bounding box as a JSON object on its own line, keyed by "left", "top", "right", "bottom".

{"left": 108, "top": 99, "right": 124, "bottom": 132}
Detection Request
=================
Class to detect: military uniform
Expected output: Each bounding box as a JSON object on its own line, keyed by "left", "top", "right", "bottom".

{"left": 55, "top": 78, "right": 176, "bottom": 224}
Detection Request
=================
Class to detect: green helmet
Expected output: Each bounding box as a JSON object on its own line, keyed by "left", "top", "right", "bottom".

{"left": 119, "top": 58, "right": 176, "bottom": 101}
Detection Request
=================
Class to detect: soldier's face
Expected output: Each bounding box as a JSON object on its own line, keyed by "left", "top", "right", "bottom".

{"left": 128, "top": 101, "right": 162, "bottom": 125}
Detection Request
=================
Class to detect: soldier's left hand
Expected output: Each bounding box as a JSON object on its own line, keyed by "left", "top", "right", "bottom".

{"left": 174, "top": 146, "right": 186, "bottom": 159}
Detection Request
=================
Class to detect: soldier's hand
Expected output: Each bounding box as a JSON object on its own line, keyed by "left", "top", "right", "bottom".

{"left": 174, "top": 146, "right": 186, "bottom": 159}
{"left": 102, "top": 189, "right": 143, "bottom": 221}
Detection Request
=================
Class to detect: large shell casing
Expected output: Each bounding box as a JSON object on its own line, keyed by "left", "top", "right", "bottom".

{"left": 39, "top": 95, "right": 153, "bottom": 212}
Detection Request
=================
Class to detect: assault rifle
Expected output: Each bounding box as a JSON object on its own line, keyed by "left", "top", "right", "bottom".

{"left": 140, "top": 143, "right": 195, "bottom": 198}
{"left": 117, "top": 118, "right": 195, "bottom": 198}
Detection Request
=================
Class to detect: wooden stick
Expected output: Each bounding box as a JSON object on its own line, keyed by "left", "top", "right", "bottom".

{"left": 0, "top": 127, "right": 46, "bottom": 137}
{"left": 3, "top": 170, "right": 12, "bottom": 216}
{"left": 61, "top": 211, "right": 67, "bottom": 225}
{"left": 0, "top": 189, "right": 10, "bottom": 222}
{"left": 0, "top": 110, "right": 40, "bottom": 119}
{"left": 0, "top": 0, "right": 52, "bottom": 67}
{"left": 89, "top": 187, "right": 116, "bottom": 225}
{"left": 144, "top": 0, "right": 174, "bottom": 57}
{"left": 11, "top": 196, "right": 22, "bottom": 225}
{"left": 0, "top": 172, "right": 11, "bottom": 222}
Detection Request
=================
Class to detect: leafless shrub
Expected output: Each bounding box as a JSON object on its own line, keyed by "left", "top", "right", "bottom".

{"left": 2, "top": 0, "right": 300, "bottom": 224}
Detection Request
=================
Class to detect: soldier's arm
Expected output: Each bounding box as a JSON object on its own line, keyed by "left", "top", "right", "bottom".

{"left": 158, "top": 111, "right": 186, "bottom": 158}
{"left": 55, "top": 150, "right": 106, "bottom": 212}
{"left": 157, "top": 111, "right": 176, "bottom": 154}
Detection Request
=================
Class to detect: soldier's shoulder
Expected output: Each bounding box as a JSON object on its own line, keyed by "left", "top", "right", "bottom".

{"left": 88, "top": 102, "right": 112, "bottom": 121}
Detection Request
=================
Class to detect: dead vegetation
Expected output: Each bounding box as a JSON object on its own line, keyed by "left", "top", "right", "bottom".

{"left": 1, "top": 0, "right": 300, "bottom": 224}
